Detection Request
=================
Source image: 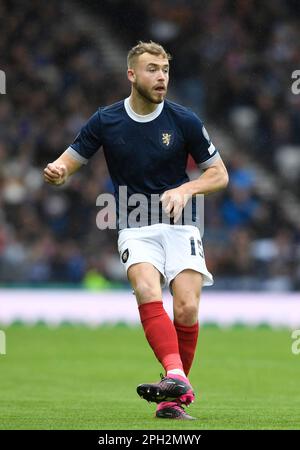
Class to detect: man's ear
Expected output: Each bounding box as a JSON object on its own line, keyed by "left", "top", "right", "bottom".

{"left": 127, "top": 68, "right": 136, "bottom": 83}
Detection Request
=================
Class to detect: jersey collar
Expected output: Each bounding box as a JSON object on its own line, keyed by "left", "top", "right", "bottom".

{"left": 124, "top": 97, "right": 164, "bottom": 123}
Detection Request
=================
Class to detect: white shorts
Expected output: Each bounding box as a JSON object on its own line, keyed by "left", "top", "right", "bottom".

{"left": 118, "top": 223, "right": 214, "bottom": 288}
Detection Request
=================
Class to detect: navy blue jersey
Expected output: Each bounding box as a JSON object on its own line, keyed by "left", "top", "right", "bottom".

{"left": 67, "top": 98, "right": 220, "bottom": 228}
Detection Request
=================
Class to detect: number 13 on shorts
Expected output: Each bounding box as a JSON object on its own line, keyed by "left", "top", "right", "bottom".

{"left": 189, "top": 236, "right": 204, "bottom": 258}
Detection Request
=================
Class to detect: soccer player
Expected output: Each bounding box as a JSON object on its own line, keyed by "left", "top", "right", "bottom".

{"left": 44, "top": 41, "right": 229, "bottom": 420}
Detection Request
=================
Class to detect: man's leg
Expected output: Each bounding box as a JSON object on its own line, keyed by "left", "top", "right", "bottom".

{"left": 128, "top": 262, "right": 194, "bottom": 406}
{"left": 154, "top": 269, "right": 202, "bottom": 419}
{"left": 128, "top": 262, "right": 184, "bottom": 374}
{"left": 172, "top": 269, "right": 203, "bottom": 376}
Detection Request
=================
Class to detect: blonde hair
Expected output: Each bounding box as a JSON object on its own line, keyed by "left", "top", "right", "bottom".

{"left": 127, "top": 40, "right": 172, "bottom": 68}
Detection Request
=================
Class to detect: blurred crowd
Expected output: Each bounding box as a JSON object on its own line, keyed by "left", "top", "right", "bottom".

{"left": 1, "top": 0, "right": 300, "bottom": 290}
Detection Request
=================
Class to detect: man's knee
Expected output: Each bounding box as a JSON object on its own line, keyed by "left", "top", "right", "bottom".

{"left": 174, "top": 294, "right": 200, "bottom": 325}
{"left": 133, "top": 279, "right": 161, "bottom": 302}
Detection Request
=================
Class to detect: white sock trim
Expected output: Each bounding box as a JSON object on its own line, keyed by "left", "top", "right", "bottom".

{"left": 167, "top": 369, "right": 186, "bottom": 378}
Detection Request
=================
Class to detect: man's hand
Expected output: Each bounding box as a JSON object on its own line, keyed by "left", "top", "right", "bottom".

{"left": 44, "top": 163, "right": 68, "bottom": 185}
{"left": 160, "top": 186, "right": 191, "bottom": 223}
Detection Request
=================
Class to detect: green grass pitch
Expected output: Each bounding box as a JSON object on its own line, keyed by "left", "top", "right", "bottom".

{"left": 0, "top": 323, "right": 299, "bottom": 430}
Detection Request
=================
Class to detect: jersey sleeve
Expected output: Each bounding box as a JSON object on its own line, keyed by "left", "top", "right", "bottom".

{"left": 186, "top": 112, "right": 220, "bottom": 169}
{"left": 66, "top": 109, "right": 103, "bottom": 164}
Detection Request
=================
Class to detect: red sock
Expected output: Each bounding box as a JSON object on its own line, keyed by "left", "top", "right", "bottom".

{"left": 174, "top": 321, "right": 199, "bottom": 376}
{"left": 138, "top": 301, "right": 184, "bottom": 373}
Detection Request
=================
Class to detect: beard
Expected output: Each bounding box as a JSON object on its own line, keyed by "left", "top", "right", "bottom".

{"left": 134, "top": 80, "right": 166, "bottom": 104}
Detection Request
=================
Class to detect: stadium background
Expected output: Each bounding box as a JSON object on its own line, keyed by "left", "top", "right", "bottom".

{"left": 1, "top": 0, "right": 300, "bottom": 430}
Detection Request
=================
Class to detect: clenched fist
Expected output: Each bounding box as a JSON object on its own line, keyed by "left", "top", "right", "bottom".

{"left": 44, "top": 163, "right": 68, "bottom": 185}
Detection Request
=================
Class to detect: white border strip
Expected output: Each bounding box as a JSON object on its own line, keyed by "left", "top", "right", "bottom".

{"left": 0, "top": 290, "right": 299, "bottom": 328}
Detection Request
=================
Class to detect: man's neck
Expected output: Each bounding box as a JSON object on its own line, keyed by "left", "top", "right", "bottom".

{"left": 129, "top": 92, "right": 160, "bottom": 115}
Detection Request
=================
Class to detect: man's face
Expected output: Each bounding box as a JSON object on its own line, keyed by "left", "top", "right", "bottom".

{"left": 128, "top": 53, "right": 169, "bottom": 104}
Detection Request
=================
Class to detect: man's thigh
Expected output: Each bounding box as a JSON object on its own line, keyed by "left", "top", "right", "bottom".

{"left": 127, "top": 262, "right": 163, "bottom": 304}
{"left": 171, "top": 269, "right": 203, "bottom": 301}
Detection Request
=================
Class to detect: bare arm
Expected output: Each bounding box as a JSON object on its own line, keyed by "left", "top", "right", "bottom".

{"left": 180, "top": 156, "right": 229, "bottom": 196}
{"left": 161, "top": 156, "right": 229, "bottom": 222}
{"left": 44, "top": 150, "right": 83, "bottom": 185}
